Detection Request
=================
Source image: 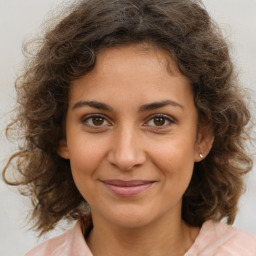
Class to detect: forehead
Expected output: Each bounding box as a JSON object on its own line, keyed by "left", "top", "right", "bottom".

{"left": 69, "top": 44, "right": 193, "bottom": 110}
{"left": 94, "top": 44, "right": 181, "bottom": 78}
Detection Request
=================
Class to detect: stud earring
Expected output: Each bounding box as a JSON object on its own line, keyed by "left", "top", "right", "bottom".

{"left": 199, "top": 152, "right": 204, "bottom": 159}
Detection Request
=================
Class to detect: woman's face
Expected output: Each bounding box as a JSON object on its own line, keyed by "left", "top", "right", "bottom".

{"left": 59, "top": 44, "right": 210, "bottom": 229}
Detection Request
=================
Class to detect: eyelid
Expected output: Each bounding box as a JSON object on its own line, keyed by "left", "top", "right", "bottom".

{"left": 81, "top": 114, "right": 112, "bottom": 128}
{"left": 80, "top": 113, "right": 175, "bottom": 131}
{"left": 143, "top": 114, "right": 175, "bottom": 129}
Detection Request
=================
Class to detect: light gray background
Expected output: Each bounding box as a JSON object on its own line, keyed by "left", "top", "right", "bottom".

{"left": 0, "top": 1, "right": 256, "bottom": 255}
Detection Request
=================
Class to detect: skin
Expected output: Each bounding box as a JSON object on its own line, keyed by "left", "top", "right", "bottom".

{"left": 58, "top": 44, "right": 213, "bottom": 256}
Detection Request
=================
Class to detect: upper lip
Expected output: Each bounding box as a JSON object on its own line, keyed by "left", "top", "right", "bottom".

{"left": 100, "top": 180, "right": 155, "bottom": 187}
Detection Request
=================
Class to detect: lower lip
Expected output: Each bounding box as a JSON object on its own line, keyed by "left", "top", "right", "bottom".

{"left": 102, "top": 183, "right": 154, "bottom": 197}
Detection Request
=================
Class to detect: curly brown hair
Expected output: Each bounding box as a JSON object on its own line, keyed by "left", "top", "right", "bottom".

{"left": 2, "top": 0, "right": 253, "bottom": 236}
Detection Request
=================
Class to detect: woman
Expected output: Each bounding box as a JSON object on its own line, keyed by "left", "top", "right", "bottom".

{"left": 3, "top": 0, "right": 256, "bottom": 255}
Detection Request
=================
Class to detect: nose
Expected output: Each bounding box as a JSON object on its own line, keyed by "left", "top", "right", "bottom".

{"left": 107, "top": 125, "right": 146, "bottom": 171}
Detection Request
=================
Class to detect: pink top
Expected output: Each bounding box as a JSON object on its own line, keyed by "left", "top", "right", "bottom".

{"left": 25, "top": 220, "right": 256, "bottom": 256}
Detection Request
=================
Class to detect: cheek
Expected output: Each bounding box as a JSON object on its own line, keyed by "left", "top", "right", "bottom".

{"left": 152, "top": 140, "right": 195, "bottom": 201}
{"left": 150, "top": 137, "right": 196, "bottom": 178}
{"left": 67, "top": 140, "right": 107, "bottom": 203}
{"left": 68, "top": 137, "right": 107, "bottom": 179}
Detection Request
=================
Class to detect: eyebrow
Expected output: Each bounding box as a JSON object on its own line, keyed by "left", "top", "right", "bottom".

{"left": 72, "top": 100, "right": 113, "bottom": 111}
{"left": 139, "top": 100, "right": 184, "bottom": 112}
{"left": 72, "top": 100, "right": 184, "bottom": 112}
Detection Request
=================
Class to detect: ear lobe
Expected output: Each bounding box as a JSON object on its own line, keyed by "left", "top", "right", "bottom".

{"left": 194, "top": 125, "right": 214, "bottom": 162}
{"left": 57, "top": 139, "right": 70, "bottom": 159}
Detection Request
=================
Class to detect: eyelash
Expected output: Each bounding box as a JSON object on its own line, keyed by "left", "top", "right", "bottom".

{"left": 144, "top": 114, "right": 175, "bottom": 130}
{"left": 81, "top": 114, "right": 175, "bottom": 130}
{"left": 81, "top": 114, "right": 111, "bottom": 129}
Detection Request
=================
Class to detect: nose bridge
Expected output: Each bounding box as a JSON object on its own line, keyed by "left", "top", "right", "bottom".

{"left": 107, "top": 122, "right": 146, "bottom": 171}
{"left": 119, "top": 124, "right": 138, "bottom": 155}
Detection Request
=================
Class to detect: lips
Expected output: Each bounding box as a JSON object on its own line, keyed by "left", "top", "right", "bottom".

{"left": 100, "top": 180, "right": 155, "bottom": 196}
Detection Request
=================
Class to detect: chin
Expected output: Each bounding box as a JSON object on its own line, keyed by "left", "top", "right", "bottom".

{"left": 104, "top": 206, "right": 157, "bottom": 229}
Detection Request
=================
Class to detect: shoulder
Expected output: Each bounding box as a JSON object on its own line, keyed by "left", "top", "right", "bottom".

{"left": 186, "top": 220, "right": 256, "bottom": 256}
{"left": 24, "top": 222, "right": 93, "bottom": 256}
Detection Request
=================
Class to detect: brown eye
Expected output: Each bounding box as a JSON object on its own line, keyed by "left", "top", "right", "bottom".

{"left": 82, "top": 114, "right": 110, "bottom": 129}
{"left": 153, "top": 117, "right": 166, "bottom": 126}
{"left": 145, "top": 114, "right": 174, "bottom": 130}
{"left": 92, "top": 116, "right": 104, "bottom": 126}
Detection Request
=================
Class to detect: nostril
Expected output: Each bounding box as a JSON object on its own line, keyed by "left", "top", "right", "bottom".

{"left": 107, "top": 147, "right": 146, "bottom": 171}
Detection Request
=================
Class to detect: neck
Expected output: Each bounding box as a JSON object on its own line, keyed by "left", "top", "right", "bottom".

{"left": 86, "top": 213, "right": 199, "bottom": 256}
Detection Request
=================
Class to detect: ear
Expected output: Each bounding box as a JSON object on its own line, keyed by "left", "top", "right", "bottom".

{"left": 194, "top": 124, "right": 214, "bottom": 162}
{"left": 57, "top": 139, "right": 70, "bottom": 159}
